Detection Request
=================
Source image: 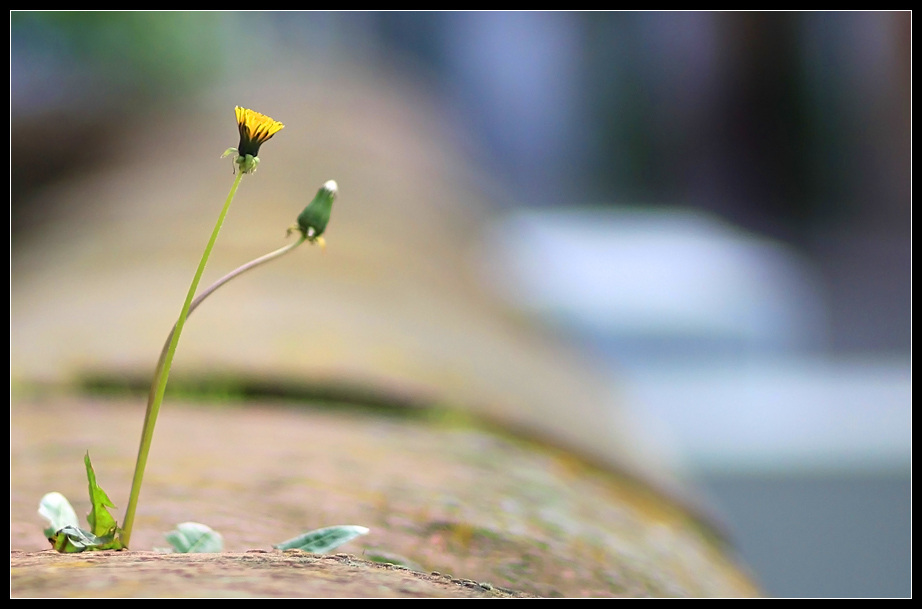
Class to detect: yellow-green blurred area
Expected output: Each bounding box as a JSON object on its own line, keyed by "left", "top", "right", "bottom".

{"left": 11, "top": 12, "right": 910, "bottom": 597}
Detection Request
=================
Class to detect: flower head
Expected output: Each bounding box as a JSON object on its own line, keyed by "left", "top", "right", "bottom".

{"left": 222, "top": 106, "right": 284, "bottom": 174}
{"left": 235, "top": 106, "right": 284, "bottom": 157}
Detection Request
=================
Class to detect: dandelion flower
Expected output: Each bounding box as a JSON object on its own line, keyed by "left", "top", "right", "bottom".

{"left": 235, "top": 106, "right": 284, "bottom": 156}
{"left": 222, "top": 106, "right": 284, "bottom": 174}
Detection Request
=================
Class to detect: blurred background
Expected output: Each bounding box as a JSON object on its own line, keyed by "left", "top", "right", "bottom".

{"left": 11, "top": 12, "right": 910, "bottom": 597}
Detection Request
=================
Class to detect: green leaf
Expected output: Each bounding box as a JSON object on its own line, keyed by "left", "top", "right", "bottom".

{"left": 38, "top": 492, "right": 80, "bottom": 538}
{"left": 84, "top": 451, "right": 118, "bottom": 538}
{"left": 40, "top": 454, "right": 123, "bottom": 553}
{"left": 164, "top": 522, "right": 224, "bottom": 553}
{"left": 87, "top": 526, "right": 125, "bottom": 551}
{"left": 273, "top": 525, "right": 369, "bottom": 554}
{"left": 47, "top": 525, "right": 119, "bottom": 553}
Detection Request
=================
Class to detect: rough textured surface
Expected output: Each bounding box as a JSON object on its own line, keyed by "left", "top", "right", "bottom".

{"left": 11, "top": 551, "right": 533, "bottom": 598}
{"left": 12, "top": 397, "right": 758, "bottom": 597}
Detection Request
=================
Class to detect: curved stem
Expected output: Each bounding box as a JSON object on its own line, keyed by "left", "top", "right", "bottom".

{"left": 143, "top": 235, "right": 307, "bottom": 423}
{"left": 122, "top": 170, "right": 244, "bottom": 547}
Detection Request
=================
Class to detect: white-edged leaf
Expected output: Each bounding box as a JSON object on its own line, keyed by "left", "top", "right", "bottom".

{"left": 56, "top": 525, "right": 103, "bottom": 547}
{"left": 39, "top": 492, "right": 80, "bottom": 538}
{"left": 164, "top": 522, "right": 224, "bottom": 553}
{"left": 273, "top": 525, "right": 369, "bottom": 553}
{"left": 49, "top": 525, "right": 108, "bottom": 552}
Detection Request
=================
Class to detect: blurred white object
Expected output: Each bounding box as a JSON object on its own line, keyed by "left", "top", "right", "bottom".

{"left": 624, "top": 357, "right": 912, "bottom": 472}
{"left": 481, "top": 207, "right": 910, "bottom": 472}
{"left": 483, "top": 207, "right": 827, "bottom": 359}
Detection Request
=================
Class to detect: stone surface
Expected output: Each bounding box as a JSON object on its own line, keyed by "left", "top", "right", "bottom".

{"left": 11, "top": 551, "right": 534, "bottom": 598}
{"left": 11, "top": 397, "right": 758, "bottom": 597}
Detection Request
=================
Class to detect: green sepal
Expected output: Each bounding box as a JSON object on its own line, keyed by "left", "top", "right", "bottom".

{"left": 237, "top": 154, "right": 259, "bottom": 174}
{"left": 221, "top": 149, "right": 259, "bottom": 173}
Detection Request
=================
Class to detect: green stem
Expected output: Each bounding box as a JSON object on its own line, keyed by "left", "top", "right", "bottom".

{"left": 143, "top": 235, "right": 307, "bottom": 439}
{"left": 122, "top": 170, "right": 245, "bottom": 548}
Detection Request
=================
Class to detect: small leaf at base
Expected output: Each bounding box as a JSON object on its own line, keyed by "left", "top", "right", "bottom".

{"left": 39, "top": 492, "right": 80, "bottom": 538}
{"left": 84, "top": 452, "right": 118, "bottom": 537}
{"left": 164, "top": 522, "right": 224, "bottom": 553}
{"left": 48, "top": 525, "right": 120, "bottom": 553}
{"left": 273, "top": 525, "right": 369, "bottom": 554}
